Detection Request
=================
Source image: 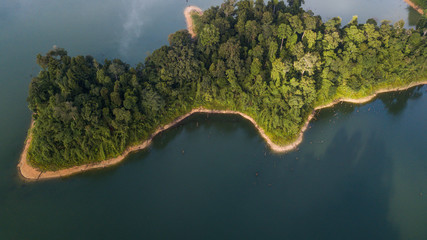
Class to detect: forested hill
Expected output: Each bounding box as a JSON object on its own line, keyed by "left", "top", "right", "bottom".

{"left": 27, "top": 0, "right": 427, "bottom": 170}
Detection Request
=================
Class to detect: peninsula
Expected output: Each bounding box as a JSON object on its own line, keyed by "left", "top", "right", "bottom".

{"left": 20, "top": 0, "right": 427, "bottom": 180}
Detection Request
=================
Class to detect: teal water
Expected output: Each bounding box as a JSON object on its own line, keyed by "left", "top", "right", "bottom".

{"left": 1, "top": 0, "right": 426, "bottom": 239}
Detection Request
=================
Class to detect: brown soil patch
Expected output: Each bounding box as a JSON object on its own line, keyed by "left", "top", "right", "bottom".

{"left": 404, "top": 0, "right": 425, "bottom": 15}
{"left": 184, "top": 6, "right": 203, "bottom": 38}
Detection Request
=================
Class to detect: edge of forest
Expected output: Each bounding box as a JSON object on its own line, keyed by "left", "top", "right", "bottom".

{"left": 404, "top": 0, "right": 425, "bottom": 15}
{"left": 184, "top": 5, "right": 203, "bottom": 38}
{"left": 18, "top": 81, "right": 427, "bottom": 181}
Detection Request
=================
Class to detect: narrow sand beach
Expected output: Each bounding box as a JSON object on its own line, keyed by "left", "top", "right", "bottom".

{"left": 18, "top": 81, "right": 427, "bottom": 180}
{"left": 404, "top": 0, "right": 425, "bottom": 15}
{"left": 184, "top": 6, "right": 203, "bottom": 38}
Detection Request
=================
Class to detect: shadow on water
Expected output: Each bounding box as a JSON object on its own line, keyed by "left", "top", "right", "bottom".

{"left": 318, "top": 85, "right": 425, "bottom": 122}
{"left": 75, "top": 148, "right": 152, "bottom": 180}
{"left": 378, "top": 86, "right": 424, "bottom": 116}
{"left": 274, "top": 127, "right": 399, "bottom": 239}
{"left": 62, "top": 113, "right": 261, "bottom": 180}
{"left": 407, "top": 6, "right": 423, "bottom": 26}
{"left": 151, "top": 113, "right": 259, "bottom": 151}
{"left": 316, "top": 102, "right": 357, "bottom": 121}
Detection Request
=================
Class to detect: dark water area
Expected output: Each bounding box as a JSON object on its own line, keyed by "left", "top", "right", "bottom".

{"left": 0, "top": 0, "right": 426, "bottom": 239}
{"left": 1, "top": 86, "right": 426, "bottom": 239}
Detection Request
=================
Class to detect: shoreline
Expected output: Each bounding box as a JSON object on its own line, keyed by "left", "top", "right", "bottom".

{"left": 403, "top": 0, "right": 425, "bottom": 15}
{"left": 184, "top": 6, "right": 203, "bottom": 38}
{"left": 18, "top": 81, "right": 427, "bottom": 181}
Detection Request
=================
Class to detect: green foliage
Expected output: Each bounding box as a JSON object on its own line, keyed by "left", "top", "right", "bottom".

{"left": 200, "top": 24, "right": 220, "bottom": 47}
{"left": 27, "top": 0, "right": 427, "bottom": 170}
{"left": 411, "top": 0, "right": 427, "bottom": 10}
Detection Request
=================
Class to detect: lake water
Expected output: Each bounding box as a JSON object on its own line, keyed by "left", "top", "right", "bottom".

{"left": 0, "top": 0, "right": 425, "bottom": 239}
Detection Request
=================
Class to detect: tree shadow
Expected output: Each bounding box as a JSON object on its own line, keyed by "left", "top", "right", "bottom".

{"left": 378, "top": 86, "right": 424, "bottom": 116}
{"left": 407, "top": 6, "right": 423, "bottom": 26}
{"left": 151, "top": 113, "right": 258, "bottom": 151}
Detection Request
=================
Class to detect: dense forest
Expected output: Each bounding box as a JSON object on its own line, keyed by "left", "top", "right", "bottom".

{"left": 27, "top": 0, "right": 427, "bottom": 170}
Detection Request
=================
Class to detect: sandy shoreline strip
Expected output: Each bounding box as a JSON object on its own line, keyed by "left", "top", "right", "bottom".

{"left": 184, "top": 6, "right": 203, "bottom": 38}
{"left": 403, "top": 0, "right": 425, "bottom": 15}
{"left": 18, "top": 81, "right": 427, "bottom": 181}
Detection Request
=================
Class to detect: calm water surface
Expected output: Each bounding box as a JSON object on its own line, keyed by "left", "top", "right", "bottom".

{"left": 0, "top": 0, "right": 425, "bottom": 239}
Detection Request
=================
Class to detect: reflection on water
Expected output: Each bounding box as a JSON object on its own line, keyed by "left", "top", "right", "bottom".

{"left": 378, "top": 86, "right": 424, "bottom": 116}
{"left": 407, "top": 6, "right": 423, "bottom": 26}
{"left": 119, "top": 0, "right": 150, "bottom": 56}
{"left": 152, "top": 113, "right": 259, "bottom": 151}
